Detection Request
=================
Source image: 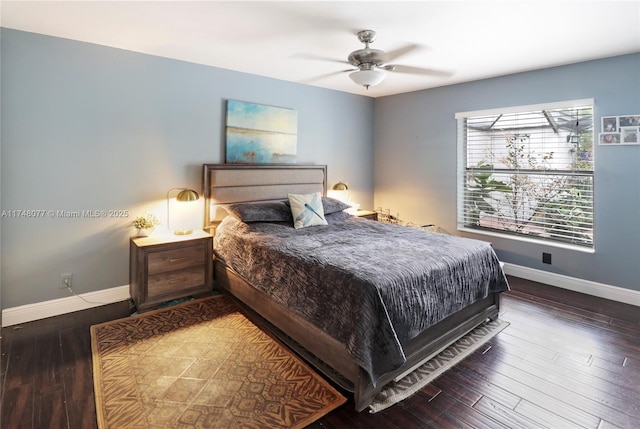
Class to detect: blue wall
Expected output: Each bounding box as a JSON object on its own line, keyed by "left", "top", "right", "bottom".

{"left": 2, "top": 27, "right": 638, "bottom": 311}
{"left": 0, "top": 29, "right": 374, "bottom": 308}
{"left": 374, "top": 53, "right": 640, "bottom": 291}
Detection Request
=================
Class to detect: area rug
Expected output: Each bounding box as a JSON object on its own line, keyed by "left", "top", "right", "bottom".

{"left": 91, "top": 295, "right": 346, "bottom": 428}
{"left": 369, "top": 319, "right": 509, "bottom": 413}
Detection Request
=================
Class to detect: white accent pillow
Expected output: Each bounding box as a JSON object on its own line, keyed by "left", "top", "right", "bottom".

{"left": 288, "top": 192, "right": 328, "bottom": 229}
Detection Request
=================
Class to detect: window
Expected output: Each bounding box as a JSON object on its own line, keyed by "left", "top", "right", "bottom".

{"left": 456, "top": 99, "right": 594, "bottom": 248}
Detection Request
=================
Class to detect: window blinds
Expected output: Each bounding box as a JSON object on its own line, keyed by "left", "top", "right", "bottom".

{"left": 456, "top": 100, "right": 594, "bottom": 247}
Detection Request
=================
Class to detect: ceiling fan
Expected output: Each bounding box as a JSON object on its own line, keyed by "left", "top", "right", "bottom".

{"left": 348, "top": 30, "right": 404, "bottom": 89}
{"left": 299, "top": 30, "right": 449, "bottom": 90}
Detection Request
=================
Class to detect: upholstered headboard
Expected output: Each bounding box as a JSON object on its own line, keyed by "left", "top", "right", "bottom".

{"left": 203, "top": 164, "right": 327, "bottom": 231}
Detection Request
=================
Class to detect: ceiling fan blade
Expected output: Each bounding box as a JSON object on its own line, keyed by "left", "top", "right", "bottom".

{"left": 300, "top": 69, "right": 355, "bottom": 84}
{"left": 384, "top": 43, "right": 421, "bottom": 62}
{"left": 290, "top": 53, "right": 350, "bottom": 65}
{"left": 388, "top": 64, "right": 453, "bottom": 77}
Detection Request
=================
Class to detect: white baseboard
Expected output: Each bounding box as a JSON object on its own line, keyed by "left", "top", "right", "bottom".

{"left": 2, "top": 285, "right": 130, "bottom": 327}
{"left": 503, "top": 263, "right": 640, "bottom": 307}
{"left": 2, "top": 264, "right": 638, "bottom": 327}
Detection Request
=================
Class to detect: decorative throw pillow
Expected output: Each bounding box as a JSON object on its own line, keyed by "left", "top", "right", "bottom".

{"left": 284, "top": 196, "right": 351, "bottom": 215}
{"left": 223, "top": 201, "right": 292, "bottom": 223}
{"left": 288, "top": 192, "right": 328, "bottom": 229}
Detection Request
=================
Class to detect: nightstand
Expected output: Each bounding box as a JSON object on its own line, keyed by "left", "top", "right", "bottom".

{"left": 354, "top": 210, "right": 378, "bottom": 221}
{"left": 129, "top": 231, "right": 213, "bottom": 312}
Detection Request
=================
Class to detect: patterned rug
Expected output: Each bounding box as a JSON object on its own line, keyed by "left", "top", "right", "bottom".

{"left": 369, "top": 319, "right": 509, "bottom": 413}
{"left": 90, "top": 295, "right": 346, "bottom": 428}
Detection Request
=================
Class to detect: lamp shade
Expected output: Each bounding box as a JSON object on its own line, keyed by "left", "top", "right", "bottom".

{"left": 176, "top": 189, "right": 199, "bottom": 202}
{"left": 167, "top": 188, "right": 200, "bottom": 235}
{"left": 332, "top": 181, "right": 349, "bottom": 191}
{"left": 329, "top": 181, "right": 350, "bottom": 205}
{"left": 349, "top": 69, "right": 385, "bottom": 89}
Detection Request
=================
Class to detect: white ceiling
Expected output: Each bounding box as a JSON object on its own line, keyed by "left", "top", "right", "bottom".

{"left": 2, "top": 1, "right": 640, "bottom": 98}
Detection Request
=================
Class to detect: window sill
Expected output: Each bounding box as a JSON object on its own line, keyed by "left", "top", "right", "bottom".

{"left": 457, "top": 226, "right": 595, "bottom": 254}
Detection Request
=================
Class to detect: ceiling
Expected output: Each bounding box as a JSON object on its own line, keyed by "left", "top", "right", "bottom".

{"left": 2, "top": 1, "right": 640, "bottom": 98}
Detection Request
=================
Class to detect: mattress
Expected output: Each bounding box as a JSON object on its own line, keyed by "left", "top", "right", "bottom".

{"left": 214, "top": 214, "right": 509, "bottom": 385}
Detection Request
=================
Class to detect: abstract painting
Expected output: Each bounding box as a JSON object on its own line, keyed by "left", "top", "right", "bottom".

{"left": 225, "top": 100, "right": 298, "bottom": 163}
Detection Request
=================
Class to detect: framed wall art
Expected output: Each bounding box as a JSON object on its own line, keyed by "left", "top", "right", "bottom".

{"left": 601, "top": 116, "right": 618, "bottom": 132}
{"left": 599, "top": 114, "right": 639, "bottom": 145}
{"left": 225, "top": 100, "right": 298, "bottom": 164}
{"left": 599, "top": 133, "right": 621, "bottom": 145}
{"left": 621, "top": 127, "right": 639, "bottom": 144}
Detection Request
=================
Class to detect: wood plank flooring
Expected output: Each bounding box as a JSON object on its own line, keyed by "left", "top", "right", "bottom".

{"left": 1, "top": 276, "right": 639, "bottom": 429}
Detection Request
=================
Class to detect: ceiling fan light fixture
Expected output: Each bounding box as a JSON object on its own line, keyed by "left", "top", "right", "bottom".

{"left": 349, "top": 68, "right": 385, "bottom": 89}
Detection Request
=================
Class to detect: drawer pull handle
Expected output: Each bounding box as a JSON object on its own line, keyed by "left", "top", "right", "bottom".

{"left": 169, "top": 278, "right": 186, "bottom": 284}
{"left": 169, "top": 257, "right": 187, "bottom": 263}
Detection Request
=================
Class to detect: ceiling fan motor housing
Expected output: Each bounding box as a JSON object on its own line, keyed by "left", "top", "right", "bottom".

{"left": 348, "top": 49, "right": 386, "bottom": 68}
{"left": 348, "top": 30, "right": 387, "bottom": 69}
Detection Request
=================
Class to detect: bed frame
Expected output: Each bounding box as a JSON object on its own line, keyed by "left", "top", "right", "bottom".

{"left": 203, "top": 163, "right": 500, "bottom": 412}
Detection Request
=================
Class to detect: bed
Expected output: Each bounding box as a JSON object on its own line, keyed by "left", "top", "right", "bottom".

{"left": 203, "top": 163, "right": 509, "bottom": 411}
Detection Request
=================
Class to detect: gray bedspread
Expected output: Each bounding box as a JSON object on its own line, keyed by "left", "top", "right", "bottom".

{"left": 214, "top": 215, "right": 509, "bottom": 385}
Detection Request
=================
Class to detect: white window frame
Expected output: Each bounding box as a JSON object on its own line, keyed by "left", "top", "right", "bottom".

{"left": 456, "top": 99, "right": 595, "bottom": 252}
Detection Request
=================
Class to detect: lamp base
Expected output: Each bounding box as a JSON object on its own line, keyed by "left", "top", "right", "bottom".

{"left": 174, "top": 229, "right": 193, "bottom": 235}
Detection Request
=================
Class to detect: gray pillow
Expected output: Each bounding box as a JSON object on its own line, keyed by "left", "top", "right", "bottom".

{"left": 325, "top": 210, "right": 352, "bottom": 224}
{"left": 223, "top": 201, "right": 292, "bottom": 223}
{"left": 285, "top": 196, "right": 351, "bottom": 215}
{"left": 321, "top": 197, "right": 352, "bottom": 214}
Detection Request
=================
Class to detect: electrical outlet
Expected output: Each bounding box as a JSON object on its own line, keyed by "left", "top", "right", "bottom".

{"left": 60, "top": 273, "right": 73, "bottom": 289}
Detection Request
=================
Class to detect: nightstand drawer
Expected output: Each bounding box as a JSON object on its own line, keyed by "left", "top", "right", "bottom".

{"left": 129, "top": 232, "right": 213, "bottom": 312}
{"left": 147, "top": 267, "right": 205, "bottom": 298}
{"left": 148, "top": 244, "right": 205, "bottom": 275}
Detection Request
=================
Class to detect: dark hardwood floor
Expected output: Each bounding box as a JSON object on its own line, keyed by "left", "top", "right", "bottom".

{"left": 2, "top": 276, "right": 639, "bottom": 428}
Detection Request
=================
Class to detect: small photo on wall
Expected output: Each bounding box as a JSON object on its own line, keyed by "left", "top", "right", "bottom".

{"left": 619, "top": 115, "right": 640, "bottom": 128}
{"left": 599, "top": 133, "right": 620, "bottom": 144}
{"left": 621, "top": 127, "right": 639, "bottom": 144}
{"left": 601, "top": 116, "right": 618, "bottom": 132}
